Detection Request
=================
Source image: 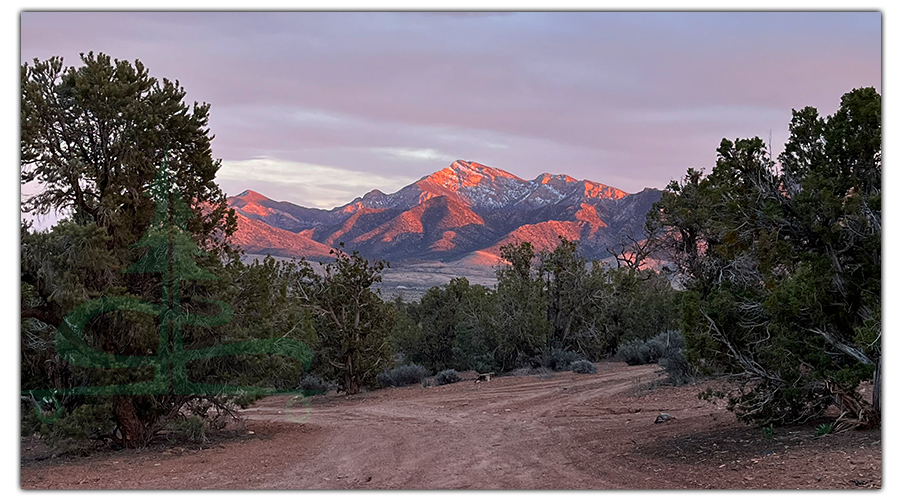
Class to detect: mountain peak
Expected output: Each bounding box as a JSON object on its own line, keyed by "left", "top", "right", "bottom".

{"left": 225, "top": 159, "right": 658, "bottom": 266}
{"left": 535, "top": 173, "right": 578, "bottom": 185}
{"left": 233, "top": 189, "right": 270, "bottom": 203}
{"left": 424, "top": 160, "right": 524, "bottom": 191}
{"left": 448, "top": 160, "right": 522, "bottom": 181}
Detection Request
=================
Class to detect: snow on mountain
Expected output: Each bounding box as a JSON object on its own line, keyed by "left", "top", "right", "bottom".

{"left": 226, "top": 160, "right": 661, "bottom": 264}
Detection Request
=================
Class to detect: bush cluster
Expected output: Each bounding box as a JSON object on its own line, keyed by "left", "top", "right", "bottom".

{"left": 376, "top": 364, "right": 430, "bottom": 388}
{"left": 570, "top": 360, "right": 598, "bottom": 374}
{"left": 434, "top": 369, "right": 461, "bottom": 386}
{"left": 617, "top": 330, "right": 682, "bottom": 365}
{"left": 616, "top": 330, "right": 696, "bottom": 386}
{"left": 296, "top": 374, "right": 330, "bottom": 394}
{"left": 658, "top": 348, "right": 696, "bottom": 386}
{"left": 166, "top": 415, "right": 207, "bottom": 444}
{"left": 35, "top": 402, "right": 116, "bottom": 454}
{"left": 535, "top": 348, "right": 582, "bottom": 372}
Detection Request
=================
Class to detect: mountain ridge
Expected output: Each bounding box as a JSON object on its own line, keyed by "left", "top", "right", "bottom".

{"left": 227, "top": 160, "right": 661, "bottom": 264}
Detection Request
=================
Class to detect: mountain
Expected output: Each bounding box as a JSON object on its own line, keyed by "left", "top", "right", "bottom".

{"left": 229, "top": 211, "right": 336, "bottom": 259}
{"left": 227, "top": 160, "right": 661, "bottom": 264}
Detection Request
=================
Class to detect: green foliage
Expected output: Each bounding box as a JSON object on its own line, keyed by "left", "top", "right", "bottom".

{"left": 20, "top": 54, "right": 318, "bottom": 450}
{"left": 434, "top": 369, "right": 461, "bottom": 386}
{"left": 305, "top": 246, "right": 394, "bottom": 394}
{"left": 388, "top": 296, "right": 425, "bottom": 366}
{"left": 616, "top": 330, "right": 695, "bottom": 385}
{"left": 617, "top": 330, "right": 679, "bottom": 366}
{"left": 194, "top": 256, "right": 318, "bottom": 391}
{"left": 20, "top": 53, "right": 243, "bottom": 449}
{"left": 616, "top": 339, "right": 655, "bottom": 366}
{"left": 763, "top": 424, "right": 774, "bottom": 439}
{"left": 39, "top": 401, "right": 117, "bottom": 454}
{"left": 815, "top": 423, "right": 835, "bottom": 436}
{"left": 416, "top": 278, "right": 475, "bottom": 371}
{"left": 538, "top": 238, "right": 586, "bottom": 349}
{"left": 166, "top": 416, "right": 207, "bottom": 444}
{"left": 658, "top": 345, "right": 697, "bottom": 386}
{"left": 21, "top": 52, "right": 235, "bottom": 253}
{"left": 376, "top": 364, "right": 429, "bottom": 388}
{"left": 493, "top": 242, "right": 549, "bottom": 369}
{"left": 389, "top": 238, "right": 681, "bottom": 377}
{"left": 650, "top": 88, "right": 881, "bottom": 426}
{"left": 393, "top": 278, "right": 501, "bottom": 374}
{"left": 447, "top": 283, "right": 501, "bottom": 373}
{"left": 591, "top": 266, "right": 681, "bottom": 353}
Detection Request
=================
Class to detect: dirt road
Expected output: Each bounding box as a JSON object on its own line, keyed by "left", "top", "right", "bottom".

{"left": 21, "top": 362, "right": 881, "bottom": 489}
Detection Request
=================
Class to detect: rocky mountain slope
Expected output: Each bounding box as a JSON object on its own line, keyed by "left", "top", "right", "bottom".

{"left": 228, "top": 160, "right": 661, "bottom": 264}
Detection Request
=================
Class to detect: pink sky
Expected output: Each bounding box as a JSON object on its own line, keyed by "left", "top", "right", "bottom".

{"left": 20, "top": 11, "right": 881, "bottom": 209}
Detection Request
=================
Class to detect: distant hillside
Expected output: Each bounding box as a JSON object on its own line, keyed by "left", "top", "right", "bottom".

{"left": 227, "top": 159, "right": 661, "bottom": 264}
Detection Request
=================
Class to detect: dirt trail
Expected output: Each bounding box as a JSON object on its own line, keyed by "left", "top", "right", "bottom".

{"left": 21, "top": 362, "right": 881, "bottom": 489}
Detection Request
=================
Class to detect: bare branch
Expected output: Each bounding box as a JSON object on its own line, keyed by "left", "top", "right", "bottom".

{"left": 809, "top": 327, "right": 874, "bottom": 366}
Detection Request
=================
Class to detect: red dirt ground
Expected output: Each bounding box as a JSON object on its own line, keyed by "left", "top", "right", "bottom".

{"left": 20, "top": 362, "right": 881, "bottom": 489}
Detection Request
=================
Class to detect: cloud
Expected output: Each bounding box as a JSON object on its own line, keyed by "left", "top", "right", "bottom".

{"left": 216, "top": 157, "right": 417, "bottom": 209}
{"left": 372, "top": 147, "right": 455, "bottom": 162}
{"left": 20, "top": 12, "right": 882, "bottom": 199}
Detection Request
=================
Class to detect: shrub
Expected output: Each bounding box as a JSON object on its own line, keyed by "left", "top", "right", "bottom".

{"left": 618, "top": 331, "right": 683, "bottom": 366}
{"left": 40, "top": 402, "right": 116, "bottom": 454}
{"left": 658, "top": 347, "right": 698, "bottom": 386}
{"left": 815, "top": 423, "right": 834, "bottom": 436}
{"left": 376, "top": 364, "right": 429, "bottom": 388}
{"left": 434, "top": 369, "right": 461, "bottom": 386}
{"left": 375, "top": 372, "right": 392, "bottom": 388}
{"left": 617, "top": 338, "right": 653, "bottom": 365}
{"left": 535, "top": 348, "right": 581, "bottom": 372}
{"left": 167, "top": 415, "right": 207, "bottom": 444}
{"left": 296, "top": 374, "right": 330, "bottom": 394}
{"left": 570, "top": 360, "right": 597, "bottom": 374}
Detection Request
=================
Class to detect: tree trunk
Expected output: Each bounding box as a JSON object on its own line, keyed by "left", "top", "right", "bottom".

{"left": 344, "top": 353, "right": 360, "bottom": 395}
{"left": 872, "top": 356, "right": 881, "bottom": 422}
{"left": 114, "top": 396, "right": 150, "bottom": 448}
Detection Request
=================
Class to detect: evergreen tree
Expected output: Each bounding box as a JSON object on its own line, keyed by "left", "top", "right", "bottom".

{"left": 305, "top": 247, "right": 394, "bottom": 395}
{"left": 20, "top": 54, "right": 314, "bottom": 448}
{"left": 649, "top": 88, "right": 880, "bottom": 427}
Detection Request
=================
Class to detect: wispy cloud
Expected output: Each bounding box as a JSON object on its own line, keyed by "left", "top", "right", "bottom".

{"left": 372, "top": 147, "right": 455, "bottom": 162}
{"left": 216, "top": 157, "right": 417, "bottom": 209}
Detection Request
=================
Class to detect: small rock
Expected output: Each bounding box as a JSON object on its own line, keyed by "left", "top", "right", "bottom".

{"left": 654, "top": 413, "right": 675, "bottom": 423}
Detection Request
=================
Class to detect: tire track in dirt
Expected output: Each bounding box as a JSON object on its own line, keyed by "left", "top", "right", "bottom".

{"left": 249, "top": 363, "right": 661, "bottom": 488}
{"left": 21, "top": 361, "right": 881, "bottom": 489}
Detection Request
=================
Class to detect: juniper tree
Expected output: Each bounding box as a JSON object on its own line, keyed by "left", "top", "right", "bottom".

{"left": 20, "top": 54, "right": 316, "bottom": 448}
{"left": 648, "top": 88, "right": 881, "bottom": 427}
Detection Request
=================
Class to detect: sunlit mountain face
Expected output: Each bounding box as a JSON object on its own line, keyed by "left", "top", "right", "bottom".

{"left": 227, "top": 160, "right": 661, "bottom": 264}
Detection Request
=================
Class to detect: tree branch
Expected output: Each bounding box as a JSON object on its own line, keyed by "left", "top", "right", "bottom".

{"left": 809, "top": 327, "right": 874, "bottom": 366}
